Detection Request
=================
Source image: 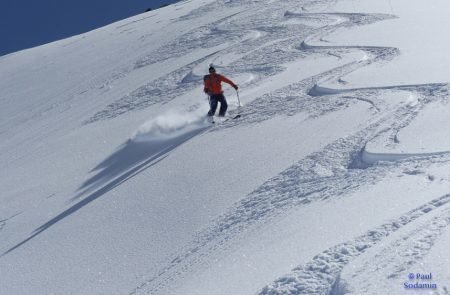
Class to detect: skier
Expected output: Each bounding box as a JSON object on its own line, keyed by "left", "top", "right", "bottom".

{"left": 204, "top": 66, "right": 238, "bottom": 117}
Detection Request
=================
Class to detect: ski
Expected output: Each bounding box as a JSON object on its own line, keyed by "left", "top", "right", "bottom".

{"left": 208, "top": 114, "right": 241, "bottom": 124}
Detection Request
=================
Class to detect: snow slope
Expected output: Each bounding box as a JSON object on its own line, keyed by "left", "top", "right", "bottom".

{"left": 2, "top": 0, "right": 450, "bottom": 294}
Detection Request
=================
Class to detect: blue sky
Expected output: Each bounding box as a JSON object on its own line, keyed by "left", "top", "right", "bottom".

{"left": 0, "top": 0, "right": 179, "bottom": 56}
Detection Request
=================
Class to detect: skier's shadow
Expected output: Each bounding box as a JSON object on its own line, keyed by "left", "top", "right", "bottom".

{"left": 2, "top": 125, "right": 209, "bottom": 257}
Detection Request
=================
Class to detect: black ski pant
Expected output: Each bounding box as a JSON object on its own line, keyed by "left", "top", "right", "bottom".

{"left": 208, "top": 93, "right": 228, "bottom": 116}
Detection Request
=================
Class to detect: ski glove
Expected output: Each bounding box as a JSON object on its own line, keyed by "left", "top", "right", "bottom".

{"left": 233, "top": 85, "right": 238, "bottom": 90}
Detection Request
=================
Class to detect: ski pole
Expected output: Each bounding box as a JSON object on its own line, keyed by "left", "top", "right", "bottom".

{"left": 236, "top": 90, "right": 241, "bottom": 107}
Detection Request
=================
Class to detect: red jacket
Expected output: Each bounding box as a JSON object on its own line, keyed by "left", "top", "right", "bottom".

{"left": 204, "top": 73, "right": 237, "bottom": 95}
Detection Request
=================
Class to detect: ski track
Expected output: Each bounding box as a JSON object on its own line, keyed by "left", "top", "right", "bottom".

{"left": 258, "top": 195, "right": 450, "bottom": 295}
{"left": 0, "top": 0, "right": 429, "bottom": 293}
{"left": 86, "top": 0, "right": 450, "bottom": 294}
{"left": 0, "top": 220, "right": 5, "bottom": 233}
{"left": 0, "top": 212, "right": 22, "bottom": 235}
{"left": 332, "top": 208, "right": 450, "bottom": 295}
{"left": 130, "top": 151, "right": 450, "bottom": 294}
{"left": 86, "top": 0, "right": 394, "bottom": 124}
{"left": 129, "top": 86, "right": 450, "bottom": 294}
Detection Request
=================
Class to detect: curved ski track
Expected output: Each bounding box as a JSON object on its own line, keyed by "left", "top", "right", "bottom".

{"left": 127, "top": 1, "right": 450, "bottom": 294}
{"left": 259, "top": 195, "right": 450, "bottom": 295}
